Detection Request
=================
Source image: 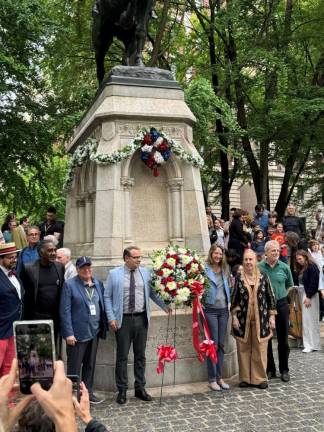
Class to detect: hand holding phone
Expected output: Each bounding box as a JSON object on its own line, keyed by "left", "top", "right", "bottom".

{"left": 14, "top": 320, "right": 56, "bottom": 395}
{"left": 0, "top": 359, "right": 34, "bottom": 432}
{"left": 31, "top": 360, "right": 77, "bottom": 432}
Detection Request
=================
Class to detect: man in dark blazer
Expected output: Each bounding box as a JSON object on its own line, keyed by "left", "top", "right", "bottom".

{"left": 20, "top": 239, "right": 65, "bottom": 345}
{"left": 0, "top": 242, "right": 24, "bottom": 377}
{"left": 60, "top": 256, "right": 107, "bottom": 405}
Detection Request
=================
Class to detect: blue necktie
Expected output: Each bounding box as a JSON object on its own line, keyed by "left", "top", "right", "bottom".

{"left": 129, "top": 270, "right": 135, "bottom": 312}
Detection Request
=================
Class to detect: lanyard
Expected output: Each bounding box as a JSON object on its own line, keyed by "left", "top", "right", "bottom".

{"left": 85, "top": 284, "right": 95, "bottom": 302}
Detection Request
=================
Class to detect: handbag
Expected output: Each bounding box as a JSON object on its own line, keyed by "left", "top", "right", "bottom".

{"left": 288, "top": 287, "right": 302, "bottom": 339}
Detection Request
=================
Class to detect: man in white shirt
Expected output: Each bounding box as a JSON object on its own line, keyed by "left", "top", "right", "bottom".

{"left": 0, "top": 242, "right": 23, "bottom": 377}
{"left": 56, "top": 248, "right": 77, "bottom": 280}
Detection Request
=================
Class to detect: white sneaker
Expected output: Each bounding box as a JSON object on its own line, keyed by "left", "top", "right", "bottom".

{"left": 209, "top": 382, "right": 221, "bottom": 391}
{"left": 302, "top": 348, "right": 312, "bottom": 353}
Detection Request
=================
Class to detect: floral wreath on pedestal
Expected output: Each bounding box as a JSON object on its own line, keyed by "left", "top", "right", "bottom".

{"left": 64, "top": 128, "right": 204, "bottom": 190}
{"left": 140, "top": 128, "right": 171, "bottom": 177}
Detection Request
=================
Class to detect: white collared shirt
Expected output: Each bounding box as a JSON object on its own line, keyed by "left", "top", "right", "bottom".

{"left": 0, "top": 265, "right": 21, "bottom": 299}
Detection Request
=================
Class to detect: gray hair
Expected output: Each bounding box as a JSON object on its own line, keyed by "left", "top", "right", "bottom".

{"left": 57, "top": 247, "right": 71, "bottom": 259}
{"left": 43, "top": 235, "right": 58, "bottom": 246}
{"left": 264, "top": 240, "right": 280, "bottom": 254}
{"left": 27, "top": 225, "right": 40, "bottom": 234}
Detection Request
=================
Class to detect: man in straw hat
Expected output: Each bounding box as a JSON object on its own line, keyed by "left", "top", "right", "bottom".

{"left": 0, "top": 242, "right": 23, "bottom": 377}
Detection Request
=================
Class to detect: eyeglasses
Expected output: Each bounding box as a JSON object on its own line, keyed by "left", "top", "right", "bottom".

{"left": 28, "top": 233, "right": 39, "bottom": 237}
{"left": 130, "top": 256, "right": 142, "bottom": 259}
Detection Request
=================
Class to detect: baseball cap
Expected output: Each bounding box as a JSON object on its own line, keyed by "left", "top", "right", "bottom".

{"left": 76, "top": 256, "right": 92, "bottom": 268}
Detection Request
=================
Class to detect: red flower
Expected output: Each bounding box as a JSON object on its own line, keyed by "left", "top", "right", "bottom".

{"left": 143, "top": 134, "right": 152, "bottom": 145}
{"left": 157, "top": 141, "right": 169, "bottom": 152}
{"left": 157, "top": 270, "right": 163, "bottom": 276}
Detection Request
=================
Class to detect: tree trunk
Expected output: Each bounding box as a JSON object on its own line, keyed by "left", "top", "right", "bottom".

{"left": 225, "top": 19, "right": 262, "bottom": 202}
{"left": 148, "top": 0, "right": 170, "bottom": 67}
{"left": 274, "top": 138, "right": 302, "bottom": 218}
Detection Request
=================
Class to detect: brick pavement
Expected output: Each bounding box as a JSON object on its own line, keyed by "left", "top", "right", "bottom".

{"left": 90, "top": 347, "right": 324, "bottom": 432}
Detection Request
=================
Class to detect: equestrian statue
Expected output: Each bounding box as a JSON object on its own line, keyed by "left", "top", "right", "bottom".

{"left": 92, "top": 0, "right": 154, "bottom": 84}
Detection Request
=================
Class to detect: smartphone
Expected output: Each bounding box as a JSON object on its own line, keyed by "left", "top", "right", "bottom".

{"left": 13, "top": 320, "right": 56, "bottom": 394}
{"left": 67, "top": 374, "right": 81, "bottom": 401}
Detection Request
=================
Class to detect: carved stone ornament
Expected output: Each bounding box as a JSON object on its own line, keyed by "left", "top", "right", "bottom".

{"left": 120, "top": 177, "right": 135, "bottom": 189}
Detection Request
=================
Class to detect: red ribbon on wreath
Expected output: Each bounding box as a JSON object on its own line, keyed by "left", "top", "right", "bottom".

{"left": 156, "top": 345, "right": 178, "bottom": 374}
{"left": 191, "top": 281, "right": 217, "bottom": 364}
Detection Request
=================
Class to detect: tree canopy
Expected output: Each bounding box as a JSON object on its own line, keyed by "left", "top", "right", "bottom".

{"left": 1, "top": 0, "right": 323, "bottom": 221}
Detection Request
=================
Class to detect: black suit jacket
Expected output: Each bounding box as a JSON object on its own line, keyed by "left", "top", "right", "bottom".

{"left": 20, "top": 260, "right": 65, "bottom": 321}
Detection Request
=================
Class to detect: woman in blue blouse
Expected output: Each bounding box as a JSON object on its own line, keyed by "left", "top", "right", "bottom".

{"left": 204, "top": 244, "right": 231, "bottom": 391}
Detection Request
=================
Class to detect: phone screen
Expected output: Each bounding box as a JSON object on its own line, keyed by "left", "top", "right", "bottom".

{"left": 15, "top": 321, "right": 55, "bottom": 394}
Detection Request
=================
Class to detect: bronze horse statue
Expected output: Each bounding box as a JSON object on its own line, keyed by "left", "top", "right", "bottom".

{"left": 92, "top": 0, "right": 154, "bottom": 84}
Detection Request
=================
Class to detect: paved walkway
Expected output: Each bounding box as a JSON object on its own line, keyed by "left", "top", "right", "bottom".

{"left": 90, "top": 346, "right": 324, "bottom": 432}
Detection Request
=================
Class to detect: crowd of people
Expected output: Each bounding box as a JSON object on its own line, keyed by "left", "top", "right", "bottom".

{"left": 0, "top": 203, "right": 324, "bottom": 430}
{"left": 206, "top": 203, "right": 324, "bottom": 389}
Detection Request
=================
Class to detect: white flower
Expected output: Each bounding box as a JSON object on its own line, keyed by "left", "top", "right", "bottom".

{"left": 142, "top": 144, "right": 153, "bottom": 153}
{"left": 178, "top": 248, "right": 187, "bottom": 255}
{"left": 167, "top": 247, "right": 176, "bottom": 255}
{"left": 166, "top": 281, "right": 177, "bottom": 291}
{"left": 155, "top": 281, "right": 164, "bottom": 291}
{"left": 153, "top": 258, "right": 163, "bottom": 270}
{"left": 182, "top": 255, "right": 192, "bottom": 265}
{"left": 153, "top": 151, "right": 165, "bottom": 164}
{"left": 162, "top": 268, "right": 173, "bottom": 277}
{"left": 153, "top": 136, "right": 163, "bottom": 147}
{"left": 189, "top": 263, "right": 199, "bottom": 273}
{"left": 161, "top": 291, "right": 170, "bottom": 300}
{"left": 175, "top": 287, "right": 190, "bottom": 304}
{"left": 166, "top": 257, "right": 176, "bottom": 267}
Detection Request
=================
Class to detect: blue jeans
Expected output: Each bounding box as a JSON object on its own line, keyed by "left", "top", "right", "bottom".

{"left": 205, "top": 307, "right": 229, "bottom": 381}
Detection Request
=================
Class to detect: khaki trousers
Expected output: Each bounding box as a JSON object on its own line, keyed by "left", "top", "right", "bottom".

{"left": 236, "top": 321, "right": 268, "bottom": 385}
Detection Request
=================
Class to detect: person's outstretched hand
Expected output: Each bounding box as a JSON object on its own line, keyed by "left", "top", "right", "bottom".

{"left": 73, "top": 381, "right": 92, "bottom": 425}
{"left": 31, "top": 360, "right": 77, "bottom": 432}
{"left": 0, "top": 358, "right": 34, "bottom": 432}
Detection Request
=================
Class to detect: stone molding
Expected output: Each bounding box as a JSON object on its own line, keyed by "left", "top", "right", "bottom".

{"left": 116, "top": 123, "right": 184, "bottom": 139}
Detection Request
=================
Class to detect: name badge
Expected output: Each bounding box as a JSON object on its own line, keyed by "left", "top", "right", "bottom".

{"left": 89, "top": 304, "right": 96, "bottom": 316}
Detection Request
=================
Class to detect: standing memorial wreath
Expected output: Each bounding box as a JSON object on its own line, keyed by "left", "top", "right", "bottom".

{"left": 150, "top": 245, "right": 217, "bottom": 401}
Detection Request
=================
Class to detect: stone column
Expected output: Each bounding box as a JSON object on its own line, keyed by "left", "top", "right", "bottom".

{"left": 77, "top": 197, "right": 86, "bottom": 244}
{"left": 85, "top": 192, "right": 94, "bottom": 243}
{"left": 120, "top": 177, "right": 135, "bottom": 244}
{"left": 168, "top": 178, "right": 184, "bottom": 240}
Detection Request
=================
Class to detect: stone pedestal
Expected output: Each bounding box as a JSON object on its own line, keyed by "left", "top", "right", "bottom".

{"left": 64, "top": 66, "right": 238, "bottom": 390}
